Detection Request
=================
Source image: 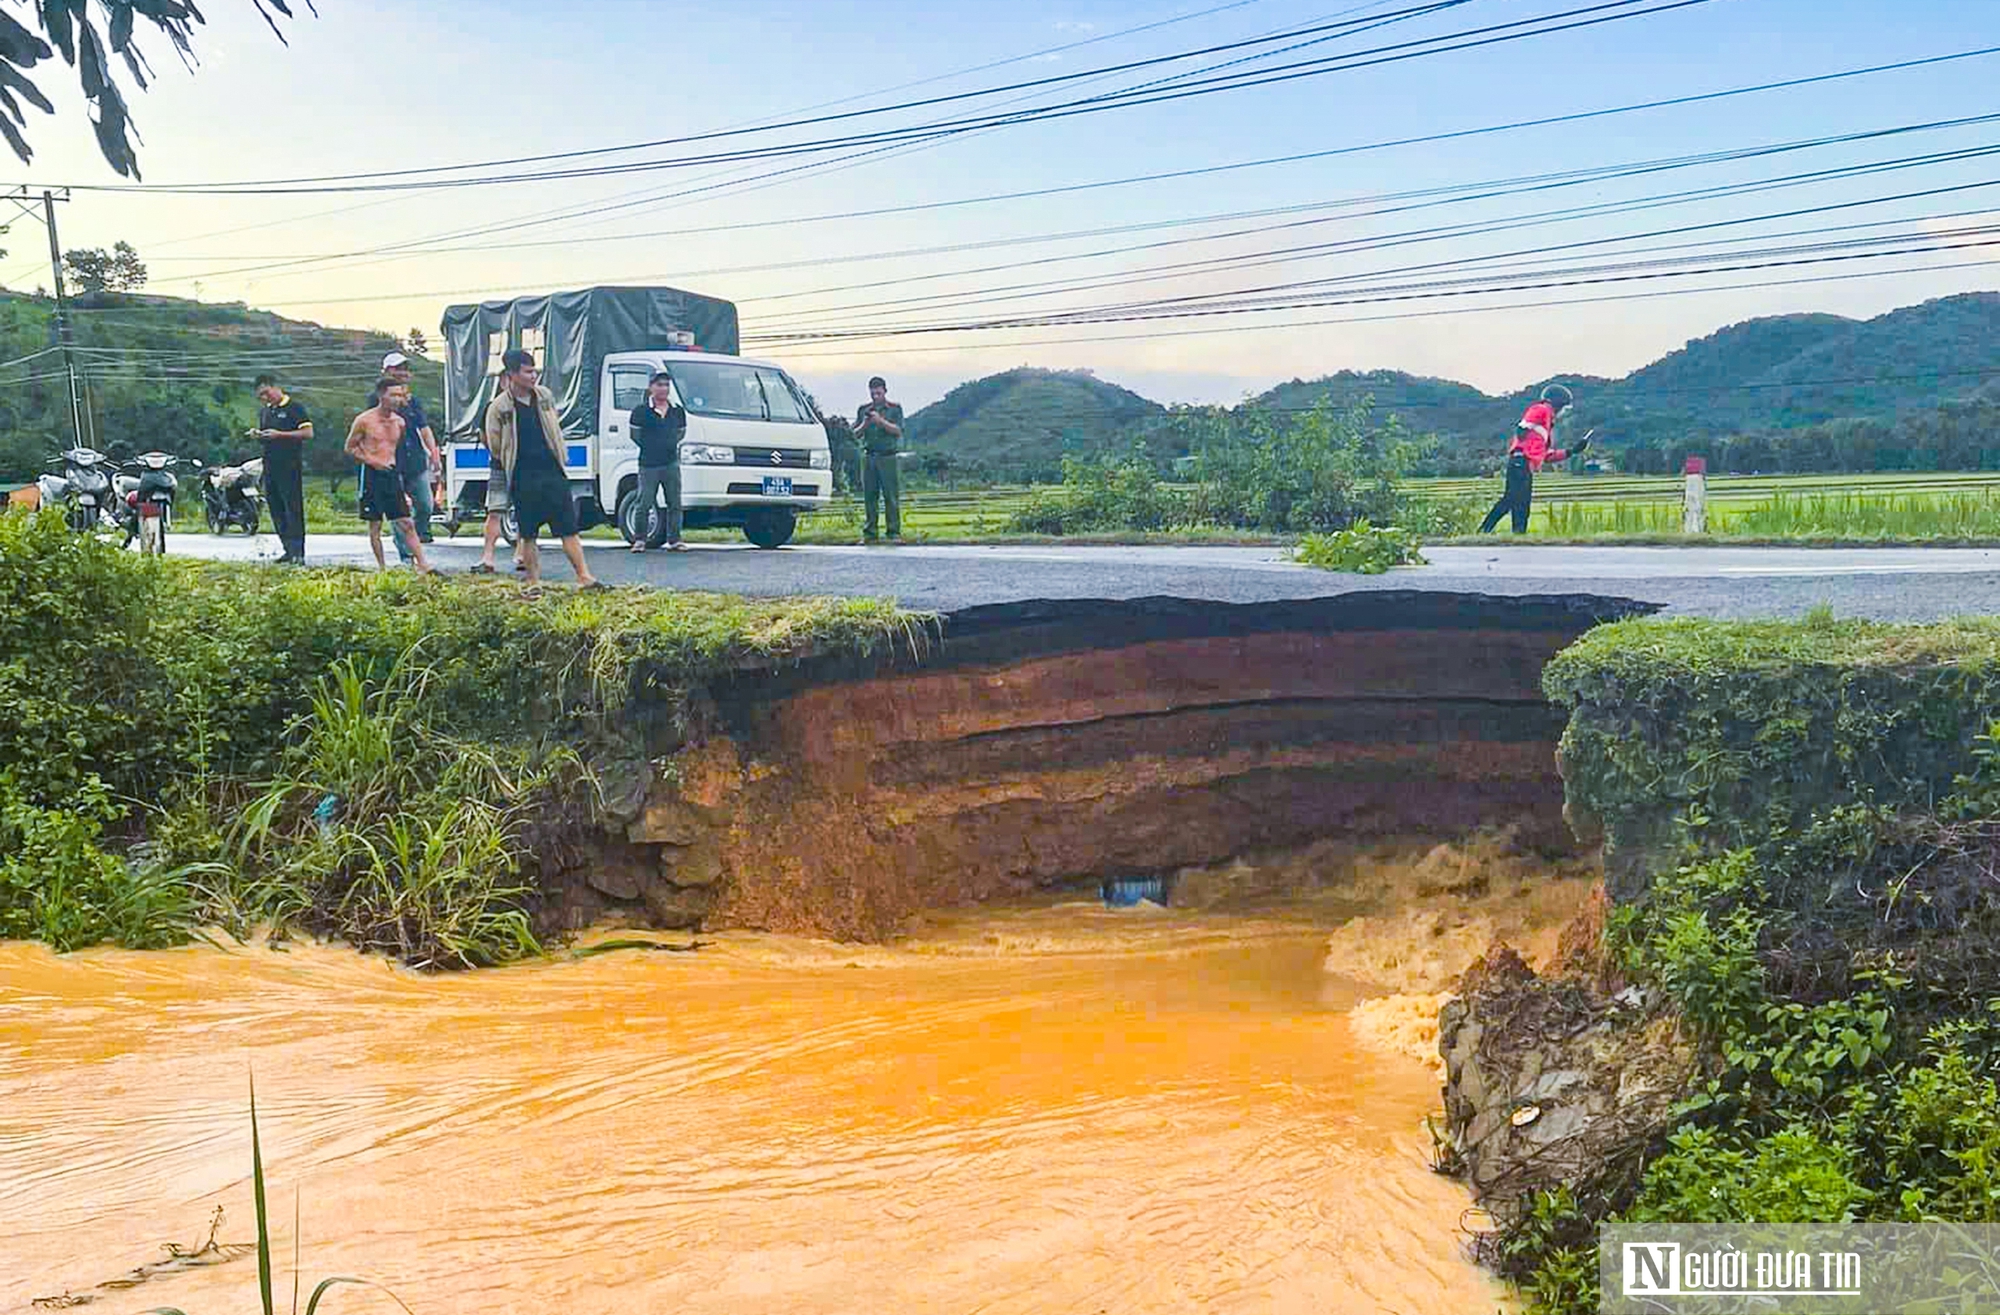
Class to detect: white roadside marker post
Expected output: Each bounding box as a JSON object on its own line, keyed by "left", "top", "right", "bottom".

{"left": 1683, "top": 456, "right": 1708, "bottom": 535}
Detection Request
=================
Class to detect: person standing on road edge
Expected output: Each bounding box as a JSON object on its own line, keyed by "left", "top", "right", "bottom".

{"left": 253, "top": 373, "right": 312, "bottom": 564}
{"left": 485, "top": 349, "right": 601, "bottom": 592}
{"left": 345, "top": 378, "right": 437, "bottom": 574}
{"left": 628, "top": 370, "right": 687, "bottom": 553}
{"left": 368, "top": 351, "right": 442, "bottom": 561}
{"left": 855, "top": 375, "right": 904, "bottom": 542}
{"left": 1479, "top": 383, "right": 1589, "bottom": 535}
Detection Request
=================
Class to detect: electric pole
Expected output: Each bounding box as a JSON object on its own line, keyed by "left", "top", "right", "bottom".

{"left": 3, "top": 185, "right": 85, "bottom": 450}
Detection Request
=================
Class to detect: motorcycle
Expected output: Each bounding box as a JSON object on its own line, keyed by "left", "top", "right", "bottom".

{"left": 115, "top": 452, "right": 188, "bottom": 555}
{"left": 200, "top": 457, "right": 265, "bottom": 535}
{"left": 36, "top": 447, "right": 119, "bottom": 533}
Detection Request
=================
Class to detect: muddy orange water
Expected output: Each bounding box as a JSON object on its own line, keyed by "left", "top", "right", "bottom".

{"left": 0, "top": 879, "right": 1562, "bottom": 1314}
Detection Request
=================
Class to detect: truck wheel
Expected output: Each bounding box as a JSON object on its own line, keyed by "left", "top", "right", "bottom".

{"left": 742, "top": 507, "right": 796, "bottom": 549}
{"left": 615, "top": 488, "right": 668, "bottom": 547}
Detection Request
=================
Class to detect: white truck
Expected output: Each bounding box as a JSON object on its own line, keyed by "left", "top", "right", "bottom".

{"left": 439, "top": 285, "right": 832, "bottom": 548}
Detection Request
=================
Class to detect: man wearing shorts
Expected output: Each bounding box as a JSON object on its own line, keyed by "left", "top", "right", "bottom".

{"left": 344, "top": 378, "right": 436, "bottom": 574}
{"left": 483, "top": 349, "right": 599, "bottom": 590}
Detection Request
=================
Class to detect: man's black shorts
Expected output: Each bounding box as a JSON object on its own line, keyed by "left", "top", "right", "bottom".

{"left": 358, "top": 465, "right": 411, "bottom": 521}
{"left": 513, "top": 472, "right": 578, "bottom": 540}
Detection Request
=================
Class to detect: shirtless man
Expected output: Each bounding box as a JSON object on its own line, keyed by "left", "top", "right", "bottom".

{"left": 344, "top": 378, "right": 436, "bottom": 573}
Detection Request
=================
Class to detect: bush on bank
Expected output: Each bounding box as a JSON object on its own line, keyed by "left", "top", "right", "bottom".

{"left": 1502, "top": 615, "right": 2000, "bottom": 1314}
{"left": 1543, "top": 610, "right": 2000, "bottom": 896}
{"left": 0, "top": 509, "right": 912, "bottom": 964}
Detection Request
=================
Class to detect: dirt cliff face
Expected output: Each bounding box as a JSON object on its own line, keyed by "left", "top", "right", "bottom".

{"left": 561, "top": 592, "right": 1650, "bottom": 941}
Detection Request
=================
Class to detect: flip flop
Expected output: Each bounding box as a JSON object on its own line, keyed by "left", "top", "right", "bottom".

{"left": 469, "top": 563, "right": 496, "bottom": 574}
{"left": 519, "top": 586, "right": 543, "bottom": 601}
{"left": 578, "top": 579, "right": 608, "bottom": 591}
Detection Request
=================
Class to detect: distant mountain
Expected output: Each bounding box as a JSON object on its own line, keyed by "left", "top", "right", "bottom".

{"left": 1258, "top": 293, "right": 2000, "bottom": 473}
{"left": 8, "top": 288, "right": 1997, "bottom": 487}
{"left": 903, "top": 367, "right": 1165, "bottom": 482}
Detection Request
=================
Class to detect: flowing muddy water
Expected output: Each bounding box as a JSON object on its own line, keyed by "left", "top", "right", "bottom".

{"left": 1, "top": 841, "right": 1590, "bottom": 1315}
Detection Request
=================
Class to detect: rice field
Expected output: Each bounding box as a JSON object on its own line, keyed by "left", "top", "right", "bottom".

{"left": 837, "top": 472, "right": 2000, "bottom": 542}
{"left": 1427, "top": 470, "right": 2000, "bottom": 540}
{"left": 295, "top": 472, "right": 2000, "bottom": 544}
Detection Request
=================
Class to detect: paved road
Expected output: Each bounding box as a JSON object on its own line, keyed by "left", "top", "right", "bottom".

{"left": 174, "top": 533, "right": 2000, "bottom": 620}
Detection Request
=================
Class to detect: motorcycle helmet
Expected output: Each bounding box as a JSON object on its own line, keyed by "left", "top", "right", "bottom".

{"left": 1540, "top": 383, "right": 1575, "bottom": 413}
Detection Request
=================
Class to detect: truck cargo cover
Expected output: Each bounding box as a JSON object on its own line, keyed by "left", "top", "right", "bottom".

{"left": 439, "top": 286, "right": 741, "bottom": 438}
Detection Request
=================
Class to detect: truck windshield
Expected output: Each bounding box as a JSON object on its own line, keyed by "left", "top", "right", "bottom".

{"left": 669, "top": 361, "right": 815, "bottom": 424}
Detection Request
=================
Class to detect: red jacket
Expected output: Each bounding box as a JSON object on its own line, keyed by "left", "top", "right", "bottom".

{"left": 1508, "top": 400, "right": 1568, "bottom": 471}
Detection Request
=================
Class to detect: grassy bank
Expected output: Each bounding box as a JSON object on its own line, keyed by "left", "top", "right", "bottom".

{"left": 0, "top": 508, "right": 914, "bottom": 965}
{"left": 1481, "top": 616, "right": 2000, "bottom": 1313}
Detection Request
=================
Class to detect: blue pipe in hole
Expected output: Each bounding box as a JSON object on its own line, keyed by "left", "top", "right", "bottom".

{"left": 1102, "top": 876, "right": 1167, "bottom": 908}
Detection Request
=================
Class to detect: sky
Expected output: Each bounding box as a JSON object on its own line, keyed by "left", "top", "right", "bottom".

{"left": 3, "top": 0, "right": 1997, "bottom": 413}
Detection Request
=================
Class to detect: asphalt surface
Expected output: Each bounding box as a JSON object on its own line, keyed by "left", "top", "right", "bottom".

{"left": 173, "top": 532, "right": 2000, "bottom": 620}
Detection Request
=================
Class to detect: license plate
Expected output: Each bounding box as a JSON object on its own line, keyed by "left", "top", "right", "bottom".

{"left": 762, "top": 476, "right": 793, "bottom": 497}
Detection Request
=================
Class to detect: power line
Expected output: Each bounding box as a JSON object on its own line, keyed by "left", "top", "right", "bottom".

{"left": 52, "top": 0, "right": 1719, "bottom": 197}
{"left": 764, "top": 257, "right": 2000, "bottom": 362}
{"left": 150, "top": 113, "right": 2000, "bottom": 313}
{"left": 747, "top": 239, "right": 2000, "bottom": 344}
{"left": 69, "top": 2, "right": 1473, "bottom": 192}
{"left": 138, "top": 42, "right": 2000, "bottom": 299}
{"left": 743, "top": 139, "right": 2000, "bottom": 328}
{"left": 745, "top": 162, "right": 2000, "bottom": 336}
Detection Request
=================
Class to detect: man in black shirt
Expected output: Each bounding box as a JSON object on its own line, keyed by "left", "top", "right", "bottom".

{"left": 628, "top": 370, "right": 687, "bottom": 552}
{"left": 854, "top": 375, "right": 904, "bottom": 542}
{"left": 253, "top": 373, "right": 312, "bottom": 563}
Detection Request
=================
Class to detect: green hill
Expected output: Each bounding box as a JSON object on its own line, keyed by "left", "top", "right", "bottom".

{"left": 903, "top": 367, "right": 1165, "bottom": 482}
{"left": 8, "top": 289, "right": 1999, "bottom": 488}
{"left": 0, "top": 292, "right": 440, "bottom": 487}
{"left": 1260, "top": 293, "right": 2000, "bottom": 473}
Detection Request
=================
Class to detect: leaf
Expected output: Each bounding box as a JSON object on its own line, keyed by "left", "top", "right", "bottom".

{"left": 76, "top": 18, "right": 108, "bottom": 98}
{"left": 0, "top": 10, "right": 54, "bottom": 64}
{"left": 304, "top": 1277, "right": 418, "bottom": 1315}
{"left": 108, "top": 4, "right": 132, "bottom": 52}
{"left": 41, "top": 0, "right": 85, "bottom": 65}
{"left": 0, "top": 62, "right": 55, "bottom": 114}
{"left": 250, "top": 1073, "right": 274, "bottom": 1315}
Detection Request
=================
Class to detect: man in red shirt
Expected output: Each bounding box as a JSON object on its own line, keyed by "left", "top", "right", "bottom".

{"left": 1479, "top": 384, "right": 1589, "bottom": 534}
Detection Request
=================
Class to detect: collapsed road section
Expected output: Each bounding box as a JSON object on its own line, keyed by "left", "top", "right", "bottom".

{"left": 552, "top": 591, "right": 1655, "bottom": 940}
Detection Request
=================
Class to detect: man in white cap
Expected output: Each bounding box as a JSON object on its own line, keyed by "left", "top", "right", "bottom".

{"left": 366, "top": 349, "right": 441, "bottom": 554}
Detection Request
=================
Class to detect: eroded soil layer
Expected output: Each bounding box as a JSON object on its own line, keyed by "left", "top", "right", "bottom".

{"left": 557, "top": 592, "right": 1649, "bottom": 939}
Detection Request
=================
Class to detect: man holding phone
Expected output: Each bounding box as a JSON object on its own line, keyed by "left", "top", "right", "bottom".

{"left": 854, "top": 375, "right": 904, "bottom": 543}
{"left": 252, "top": 373, "right": 312, "bottom": 564}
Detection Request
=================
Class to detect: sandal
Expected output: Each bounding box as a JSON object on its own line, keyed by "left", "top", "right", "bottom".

{"left": 630, "top": 542, "right": 647, "bottom": 553}
{"left": 578, "top": 579, "right": 608, "bottom": 591}
{"left": 469, "top": 563, "right": 496, "bottom": 574}
{"left": 519, "top": 586, "right": 543, "bottom": 601}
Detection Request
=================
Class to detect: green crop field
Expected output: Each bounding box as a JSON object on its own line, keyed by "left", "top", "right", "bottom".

{"left": 285, "top": 472, "right": 2000, "bottom": 546}
{"left": 1414, "top": 470, "right": 2000, "bottom": 540}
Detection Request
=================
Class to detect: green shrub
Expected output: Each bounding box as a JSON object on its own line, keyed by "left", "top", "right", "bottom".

{"left": 0, "top": 506, "right": 915, "bottom": 960}
{"left": 1543, "top": 617, "right": 2000, "bottom": 892}
{"left": 1002, "top": 450, "right": 1191, "bottom": 534}
{"left": 1292, "top": 521, "right": 1426, "bottom": 573}
{"left": 0, "top": 772, "right": 195, "bottom": 951}
{"left": 1186, "top": 400, "right": 1426, "bottom": 533}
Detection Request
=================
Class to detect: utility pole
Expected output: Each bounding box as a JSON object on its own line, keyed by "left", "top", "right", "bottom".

{"left": 2, "top": 185, "right": 84, "bottom": 450}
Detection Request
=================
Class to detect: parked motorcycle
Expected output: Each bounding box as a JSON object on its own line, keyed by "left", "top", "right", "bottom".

{"left": 200, "top": 457, "right": 265, "bottom": 535}
{"left": 115, "top": 452, "right": 188, "bottom": 555}
{"left": 36, "top": 447, "right": 119, "bottom": 533}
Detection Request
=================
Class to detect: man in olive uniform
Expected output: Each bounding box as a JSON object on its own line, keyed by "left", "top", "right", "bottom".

{"left": 855, "top": 375, "right": 904, "bottom": 542}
